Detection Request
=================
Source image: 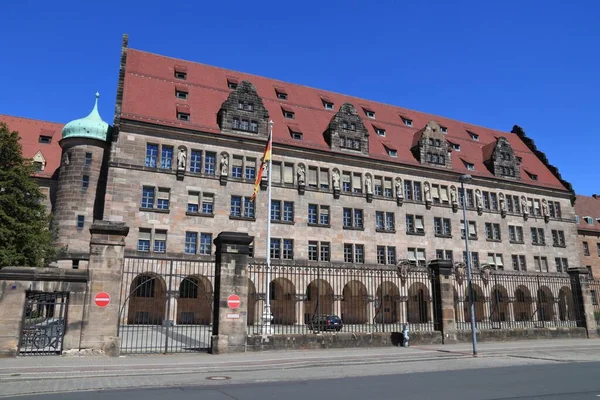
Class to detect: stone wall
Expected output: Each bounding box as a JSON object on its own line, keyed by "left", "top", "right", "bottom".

{"left": 0, "top": 267, "right": 88, "bottom": 357}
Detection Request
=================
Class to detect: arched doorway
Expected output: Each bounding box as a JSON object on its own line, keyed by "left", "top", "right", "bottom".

{"left": 490, "top": 285, "right": 509, "bottom": 323}
{"left": 558, "top": 286, "right": 575, "bottom": 322}
{"left": 536, "top": 286, "right": 555, "bottom": 322}
{"left": 304, "top": 279, "right": 334, "bottom": 323}
{"left": 407, "top": 283, "right": 430, "bottom": 323}
{"left": 464, "top": 284, "right": 485, "bottom": 323}
{"left": 514, "top": 286, "right": 533, "bottom": 322}
{"left": 247, "top": 278, "right": 257, "bottom": 326}
{"left": 341, "top": 280, "right": 368, "bottom": 324}
{"left": 177, "top": 275, "right": 213, "bottom": 325}
{"left": 376, "top": 281, "right": 400, "bottom": 324}
{"left": 127, "top": 273, "right": 167, "bottom": 325}
{"left": 270, "top": 277, "right": 296, "bottom": 325}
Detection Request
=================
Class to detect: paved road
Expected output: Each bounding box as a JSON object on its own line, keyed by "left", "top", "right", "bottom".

{"left": 15, "top": 362, "right": 600, "bottom": 400}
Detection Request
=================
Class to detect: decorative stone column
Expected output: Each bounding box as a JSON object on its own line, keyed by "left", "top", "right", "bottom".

{"left": 568, "top": 267, "right": 599, "bottom": 338}
{"left": 211, "top": 232, "right": 253, "bottom": 354}
{"left": 80, "top": 221, "right": 129, "bottom": 356}
{"left": 429, "top": 259, "right": 457, "bottom": 343}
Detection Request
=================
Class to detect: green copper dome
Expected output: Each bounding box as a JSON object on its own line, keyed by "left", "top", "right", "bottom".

{"left": 62, "top": 93, "right": 110, "bottom": 141}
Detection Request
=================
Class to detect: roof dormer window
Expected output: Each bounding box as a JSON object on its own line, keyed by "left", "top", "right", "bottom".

{"left": 387, "top": 148, "right": 397, "bottom": 157}
{"left": 275, "top": 87, "right": 288, "bottom": 100}
{"left": 283, "top": 109, "right": 295, "bottom": 119}
{"left": 38, "top": 135, "right": 52, "bottom": 144}
{"left": 238, "top": 102, "right": 254, "bottom": 111}
{"left": 375, "top": 127, "right": 386, "bottom": 137}
{"left": 401, "top": 116, "right": 413, "bottom": 127}
{"left": 323, "top": 101, "right": 334, "bottom": 110}
{"left": 227, "top": 77, "right": 239, "bottom": 89}
{"left": 175, "top": 89, "right": 188, "bottom": 100}
{"left": 291, "top": 131, "right": 302, "bottom": 140}
{"left": 363, "top": 107, "right": 375, "bottom": 119}
{"left": 462, "top": 160, "right": 475, "bottom": 171}
{"left": 525, "top": 170, "right": 538, "bottom": 181}
{"left": 177, "top": 112, "right": 190, "bottom": 121}
{"left": 449, "top": 141, "right": 460, "bottom": 151}
{"left": 467, "top": 130, "right": 479, "bottom": 141}
{"left": 174, "top": 66, "right": 187, "bottom": 80}
{"left": 440, "top": 126, "right": 448, "bottom": 134}
{"left": 584, "top": 216, "right": 594, "bottom": 225}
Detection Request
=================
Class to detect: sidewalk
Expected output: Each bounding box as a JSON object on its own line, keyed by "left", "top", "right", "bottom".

{"left": 1, "top": 338, "right": 600, "bottom": 398}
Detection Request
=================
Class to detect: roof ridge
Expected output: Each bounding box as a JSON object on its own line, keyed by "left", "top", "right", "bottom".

{"left": 128, "top": 48, "right": 514, "bottom": 136}
{"left": 0, "top": 114, "right": 65, "bottom": 126}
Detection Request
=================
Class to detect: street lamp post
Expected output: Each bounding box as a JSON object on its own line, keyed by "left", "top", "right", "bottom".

{"left": 459, "top": 174, "right": 478, "bottom": 356}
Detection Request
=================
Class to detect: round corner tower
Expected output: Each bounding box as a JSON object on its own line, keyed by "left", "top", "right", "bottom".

{"left": 54, "top": 93, "right": 111, "bottom": 266}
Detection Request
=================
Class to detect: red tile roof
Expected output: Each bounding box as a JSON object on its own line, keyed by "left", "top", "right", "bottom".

{"left": 0, "top": 114, "right": 63, "bottom": 179}
{"left": 121, "top": 49, "right": 568, "bottom": 191}
{"left": 575, "top": 195, "right": 600, "bottom": 233}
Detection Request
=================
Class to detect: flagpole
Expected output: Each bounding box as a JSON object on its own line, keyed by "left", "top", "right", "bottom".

{"left": 262, "top": 120, "right": 274, "bottom": 335}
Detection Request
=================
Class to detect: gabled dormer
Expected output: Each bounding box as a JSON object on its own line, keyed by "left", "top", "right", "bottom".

{"left": 324, "top": 103, "right": 369, "bottom": 156}
{"left": 412, "top": 120, "right": 452, "bottom": 169}
{"left": 217, "top": 80, "right": 270, "bottom": 138}
{"left": 484, "top": 137, "right": 521, "bottom": 180}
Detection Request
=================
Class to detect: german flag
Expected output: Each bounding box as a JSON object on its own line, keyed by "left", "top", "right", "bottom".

{"left": 250, "top": 132, "right": 272, "bottom": 201}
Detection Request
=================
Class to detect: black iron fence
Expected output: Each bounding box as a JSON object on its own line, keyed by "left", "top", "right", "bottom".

{"left": 453, "top": 266, "right": 583, "bottom": 330}
{"left": 19, "top": 292, "right": 68, "bottom": 355}
{"left": 246, "top": 261, "right": 435, "bottom": 335}
{"left": 117, "top": 257, "right": 215, "bottom": 354}
{"left": 589, "top": 278, "right": 600, "bottom": 328}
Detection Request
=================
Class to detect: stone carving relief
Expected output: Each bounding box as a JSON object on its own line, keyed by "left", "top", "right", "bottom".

{"left": 521, "top": 196, "right": 529, "bottom": 215}
{"left": 475, "top": 189, "right": 483, "bottom": 209}
{"left": 450, "top": 186, "right": 458, "bottom": 205}
{"left": 365, "top": 174, "right": 373, "bottom": 195}
{"left": 480, "top": 267, "right": 491, "bottom": 286}
{"left": 177, "top": 147, "right": 187, "bottom": 170}
{"left": 454, "top": 262, "right": 466, "bottom": 285}
{"left": 424, "top": 182, "right": 432, "bottom": 202}
{"left": 220, "top": 153, "right": 229, "bottom": 176}
{"left": 297, "top": 164, "right": 306, "bottom": 186}
{"left": 62, "top": 152, "right": 70, "bottom": 166}
{"left": 332, "top": 169, "right": 341, "bottom": 190}
{"left": 395, "top": 178, "right": 403, "bottom": 199}
{"left": 541, "top": 199, "right": 549, "bottom": 217}
{"left": 499, "top": 193, "right": 506, "bottom": 211}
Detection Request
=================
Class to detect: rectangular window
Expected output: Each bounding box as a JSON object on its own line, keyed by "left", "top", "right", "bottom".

{"left": 487, "top": 253, "right": 504, "bottom": 270}
{"left": 185, "top": 232, "right": 197, "bottom": 254}
{"left": 82, "top": 175, "right": 89, "bottom": 190}
{"left": 343, "top": 208, "right": 363, "bottom": 229}
{"left": 244, "top": 197, "right": 255, "bottom": 218}
{"left": 85, "top": 152, "right": 92, "bottom": 166}
{"left": 283, "top": 239, "right": 294, "bottom": 260}
{"left": 308, "top": 241, "right": 318, "bottom": 261}
{"left": 555, "top": 257, "right": 569, "bottom": 273}
{"left": 597, "top": 243, "right": 600, "bottom": 257}
{"left": 320, "top": 242, "right": 330, "bottom": 261}
{"left": 145, "top": 144, "right": 158, "bottom": 168}
{"left": 551, "top": 230, "right": 566, "bottom": 247}
{"left": 309, "top": 241, "right": 329, "bottom": 261}
{"left": 138, "top": 229, "right": 151, "bottom": 252}
{"left": 404, "top": 180, "right": 412, "bottom": 201}
{"left": 460, "top": 220, "right": 477, "bottom": 239}
{"left": 141, "top": 187, "right": 155, "bottom": 209}
{"left": 531, "top": 227, "right": 546, "bottom": 245}
{"left": 463, "top": 251, "right": 480, "bottom": 269}
{"left": 584, "top": 241, "right": 590, "bottom": 256}
{"left": 342, "top": 172, "right": 351, "bottom": 192}
{"left": 344, "top": 244, "right": 353, "bottom": 263}
{"left": 245, "top": 158, "right": 256, "bottom": 180}
{"left": 406, "top": 214, "right": 424, "bottom": 234}
{"left": 187, "top": 192, "right": 199, "bottom": 213}
{"left": 384, "top": 178, "right": 393, "bottom": 198}
{"left": 198, "top": 233, "right": 211, "bottom": 255}
{"left": 508, "top": 225, "right": 524, "bottom": 243}
{"left": 413, "top": 182, "right": 422, "bottom": 202}
{"left": 175, "top": 89, "right": 188, "bottom": 99}
{"left": 160, "top": 146, "right": 173, "bottom": 169}
{"left": 352, "top": 173, "right": 362, "bottom": 194}
{"left": 377, "top": 246, "right": 386, "bottom": 265}
{"left": 408, "top": 247, "right": 426, "bottom": 267}
{"left": 282, "top": 201, "right": 294, "bottom": 222}
{"left": 534, "top": 256, "right": 549, "bottom": 272}
{"left": 76, "top": 215, "right": 85, "bottom": 230}
{"left": 485, "top": 223, "right": 501, "bottom": 241}
{"left": 231, "top": 156, "right": 243, "bottom": 178}
{"left": 511, "top": 255, "right": 527, "bottom": 271}
{"left": 434, "top": 217, "right": 451, "bottom": 237}
{"left": 435, "top": 250, "right": 453, "bottom": 262}
{"left": 190, "top": 150, "right": 202, "bottom": 173}
{"left": 156, "top": 188, "right": 170, "bottom": 210}
{"left": 271, "top": 200, "right": 281, "bottom": 221}
{"left": 204, "top": 152, "right": 216, "bottom": 175}
{"left": 230, "top": 196, "right": 242, "bottom": 217}
{"left": 202, "top": 193, "right": 214, "bottom": 215}
{"left": 153, "top": 230, "right": 167, "bottom": 253}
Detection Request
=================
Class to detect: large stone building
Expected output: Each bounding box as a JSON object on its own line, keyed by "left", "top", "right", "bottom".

{"left": 1, "top": 37, "right": 588, "bottom": 335}
{"left": 574, "top": 195, "right": 600, "bottom": 279}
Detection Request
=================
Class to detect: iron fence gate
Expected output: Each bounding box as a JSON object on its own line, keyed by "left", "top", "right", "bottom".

{"left": 117, "top": 257, "right": 215, "bottom": 354}
{"left": 19, "top": 292, "right": 68, "bottom": 355}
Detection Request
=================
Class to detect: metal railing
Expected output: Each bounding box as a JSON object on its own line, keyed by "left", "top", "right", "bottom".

{"left": 247, "top": 261, "right": 435, "bottom": 335}
{"left": 589, "top": 277, "right": 600, "bottom": 328}
{"left": 453, "top": 266, "right": 583, "bottom": 330}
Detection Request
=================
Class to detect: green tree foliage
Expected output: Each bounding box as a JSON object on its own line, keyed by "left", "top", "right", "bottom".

{"left": 0, "top": 122, "right": 56, "bottom": 267}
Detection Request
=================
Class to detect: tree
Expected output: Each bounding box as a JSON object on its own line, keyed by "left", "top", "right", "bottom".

{"left": 0, "top": 122, "right": 56, "bottom": 267}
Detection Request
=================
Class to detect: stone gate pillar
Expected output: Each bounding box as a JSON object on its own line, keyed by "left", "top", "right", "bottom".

{"left": 79, "top": 221, "right": 129, "bottom": 356}
{"left": 211, "top": 231, "right": 253, "bottom": 354}
{"left": 568, "top": 267, "right": 599, "bottom": 338}
{"left": 429, "top": 259, "right": 457, "bottom": 344}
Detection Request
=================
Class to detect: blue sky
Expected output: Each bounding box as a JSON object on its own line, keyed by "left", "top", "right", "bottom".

{"left": 2, "top": 0, "right": 598, "bottom": 195}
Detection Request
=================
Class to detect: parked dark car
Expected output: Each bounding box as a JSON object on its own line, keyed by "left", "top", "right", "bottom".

{"left": 309, "top": 315, "right": 343, "bottom": 332}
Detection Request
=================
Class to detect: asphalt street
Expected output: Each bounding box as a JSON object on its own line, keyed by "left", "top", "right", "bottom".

{"left": 15, "top": 361, "right": 600, "bottom": 400}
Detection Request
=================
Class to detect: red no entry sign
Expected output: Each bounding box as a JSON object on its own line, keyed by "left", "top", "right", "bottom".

{"left": 227, "top": 294, "right": 241, "bottom": 309}
{"left": 95, "top": 292, "right": 111, "bottom": 308}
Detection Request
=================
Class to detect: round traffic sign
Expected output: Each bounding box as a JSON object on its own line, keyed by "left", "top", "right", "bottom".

{"left": 95, "top": 292, "right": 111, "bottom": 308}
{"left": 227, "top": 294, "right": 241, "bottom": 309}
